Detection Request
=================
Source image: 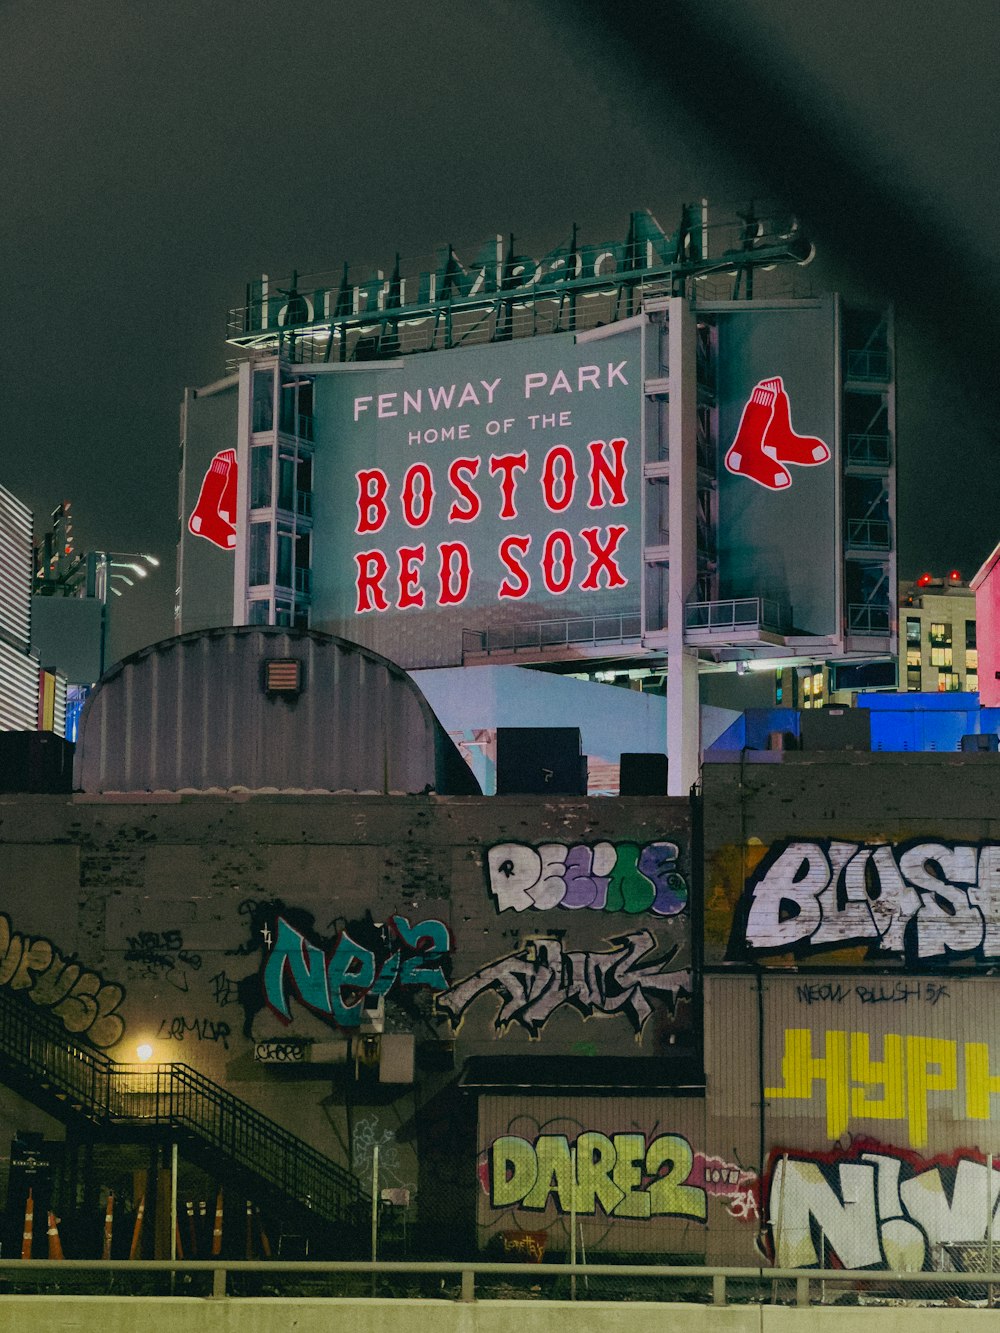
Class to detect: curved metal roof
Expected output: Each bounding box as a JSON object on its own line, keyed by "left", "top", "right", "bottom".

{"left": 74, "top": 626, "right": 480, "bottom": 795}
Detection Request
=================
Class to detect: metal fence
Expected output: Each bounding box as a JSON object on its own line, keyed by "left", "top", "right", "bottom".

{"left": 0, "top": 1257, "right": 998, "bottom": 1307}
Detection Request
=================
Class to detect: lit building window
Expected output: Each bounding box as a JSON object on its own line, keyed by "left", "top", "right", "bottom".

{"left": 906, "top": 648, "right": 921, "bottom": 667}
{"left": 906, "top": 617, "right": 921, "bottom": 644}
{"left": 930, "top": 646, "right": 953, "bottom": 667}
{"left": 966, "top": 648, "right": 979, "bottom": 670}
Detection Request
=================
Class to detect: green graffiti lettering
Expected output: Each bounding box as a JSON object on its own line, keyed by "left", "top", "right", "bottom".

{"left": 605, "top": 843, "right": 655, "bottom": 913}
{"left": 490, "top": 1136, "right": 538, "bottom": 1207}
{"left": 523, "top": 1135, "right": 574, "bottom": 1212}
{"left": 575, "top": 1131, "right": 625, "bottom": 1216}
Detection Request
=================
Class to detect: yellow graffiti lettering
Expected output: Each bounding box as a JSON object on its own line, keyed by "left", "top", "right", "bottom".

{"left": 905, "top": 1036, "right": 957, "bottom": 1148}
{"left": 611, "top": 1133, "right": 650, "bottom": 1218}
{"left": 28, "top": 957, "right": 79, "bottom": 1008}
{"left": 766, "top": 1029, "right": 850, "bottom": 1139}
{"left": 10, "top": 938, "right": 53, "bottom": 990}
{"left": 574, "top": 1132, "right": 624, "bottom": 1215}
{"left": 851, "top": 1032, "right": 905, "bottom": 1121}
{"left": 0, "top": 913, "right": 126, "bottom": 1048}
{"left": 490, "top": 1136, "right": 538, "bottom": 1207}
{"left": 53, "top": 971, "right": 101, "bottom": 1033}
{"left": 965, "top": 1042, "right": 1000, "bottom": 1120}
{"left": 89, "top": 985, "right": 126, "bottom": 1048}
{"left": 645, "top": 1134, "right": 707, "bottom": 1220}
{"left": 768, "top": 1028, "right": 974, "bottom": 1147}
{"left": 522, "top": 1136, "right": 574, "bottom": 1211}
{"left": 0, "top": 928, "right": 23, "bottom": 986}
{"left": 486, "top": 1131, "right": 707, "bottom": 1220}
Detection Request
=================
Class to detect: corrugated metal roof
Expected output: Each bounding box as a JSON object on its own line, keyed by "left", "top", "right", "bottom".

{"left": 74, "top": 626, "right": 480, "bottom": 795}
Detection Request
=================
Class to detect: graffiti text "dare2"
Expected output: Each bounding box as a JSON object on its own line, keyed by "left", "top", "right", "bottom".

{"left": 490, "top": 1132, "right": 706, "bottom": 1220}
{"left": 264, "top": 915, "right": 449, "bottom": 1027}
{"left": 741, "top": 839, "right": 1000, "bottom": 963}
{"left": 487, "top": 841, "right": 687, "bottom": 915}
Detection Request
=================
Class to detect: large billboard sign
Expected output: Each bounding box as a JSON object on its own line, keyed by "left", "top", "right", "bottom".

{"left": 713, "top": 297, "right": 838, "bottom": 637}
{"left": 311, "top": 326, "right": 642, "bottom": 667}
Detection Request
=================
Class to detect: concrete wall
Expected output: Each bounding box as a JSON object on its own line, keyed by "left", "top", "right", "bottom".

{"left": 0, "top": 1296, "right": 994, "bottom": 1333}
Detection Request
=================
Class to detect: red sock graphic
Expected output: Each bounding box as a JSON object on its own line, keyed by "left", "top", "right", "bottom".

{"left": 724, "top": 383, "right": 791, "bottom": 490}
{"left": 189, "top": 451, "right": 237, "bottom": 549}
{"left": 218, "top": 449, "right": 238, "bottom": 523}
{"left": 760, "top": 376, "right": 830, "bottom": 465}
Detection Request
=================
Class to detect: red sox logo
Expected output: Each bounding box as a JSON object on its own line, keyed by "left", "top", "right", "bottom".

{"left": 189, "top": 450, "right": 238, "bottom": 550}
{"left": 724, "top": 377, "right": 829, "bottom": 491}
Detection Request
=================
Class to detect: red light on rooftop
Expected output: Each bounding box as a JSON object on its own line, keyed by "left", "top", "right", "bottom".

{"left": 949, "top": 569, "right": 962, "bottom": 582}
{"left": 917, "top": 573, "right": 933, "bottom": 586}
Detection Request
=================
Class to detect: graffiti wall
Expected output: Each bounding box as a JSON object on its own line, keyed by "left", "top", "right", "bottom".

{"left": 762, "top": 974, "right": 1000, "bottom": 1149}
{"left": 439, "top": 835, "right": 694, "bottom": 1057}
{"left": 437, "top": 932, "right": 689, "bottom": 1037}
{"left": 476, "top": 1095, "right": 752, "bottom": 1254}
{"left": 766, "top": 1142, "right": 1000, "bottom": 1271}
{"left": 0, "top": 912, "right": 125, "bottom": 1048}
{"left": 727, "top": 838, "right": 1000, "bottom": 966}
{"left": 485, "top": 840, "right": 688, "bottom": 915}
{"left": 0, "top": 793, "right": 694, "bottom": 1242}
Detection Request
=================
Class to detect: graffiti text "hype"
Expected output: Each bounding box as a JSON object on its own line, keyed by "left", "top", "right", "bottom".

{"left": 487, "top": 841, "right": 687, "bottom": 915}
{"left": 437, "top": 932, "right": 689, "bottom": 1035}
{"left": 767, "top": 1028, "right": 1000, "bottom": 1147}
{"left": 264, "top": 915, "right": 449, "bottom": 1027}
{"left": 741, "top": 839, "right": 1000, "bottom": 963}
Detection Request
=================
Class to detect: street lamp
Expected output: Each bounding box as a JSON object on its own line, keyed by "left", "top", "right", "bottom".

{"left": 95, "top": 551, "right": 161, "bottom": 675}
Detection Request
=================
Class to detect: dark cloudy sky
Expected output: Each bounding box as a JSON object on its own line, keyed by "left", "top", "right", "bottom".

{"left": 2, "top": 0, "right": 997, "bottom": 660}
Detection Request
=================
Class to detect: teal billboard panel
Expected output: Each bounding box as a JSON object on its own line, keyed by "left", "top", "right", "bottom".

{"left": 714, "top": 298, "right": 839, "bottom": 637}
{"left": 311, "top": 326, "right": 642, "bottom": 668}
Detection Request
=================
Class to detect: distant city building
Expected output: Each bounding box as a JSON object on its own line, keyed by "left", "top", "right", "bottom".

{"left": 30, "top": 501, "right": 160, "bottom": 738}
{"left": 0, "top": 482, "right": 65, "bottom": 734}
{"left": 899, "top": 571, "right": 977, "bottom": 694}
{"left": 971, "top": 543, "right": 1000, "bottom": 708}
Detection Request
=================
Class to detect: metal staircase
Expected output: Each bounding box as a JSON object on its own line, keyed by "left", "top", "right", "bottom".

{"left": 0, "top": 986, "right": 366, "bottom": 1232}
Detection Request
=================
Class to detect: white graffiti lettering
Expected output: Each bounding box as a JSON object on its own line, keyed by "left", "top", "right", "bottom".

{"left": 769, "top": 1146, "right": 1000, "bottom": 1270}
{"left": 436, "top": 932, "right": 690, "bottom": 1035}
{"left": 740, "top": 839, "right": 1000, "bottom": 963}
{"left": 487, "top": 841, "right": 688, "bottom": 915}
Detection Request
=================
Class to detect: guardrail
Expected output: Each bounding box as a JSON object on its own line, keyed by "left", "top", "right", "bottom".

{"left": 846, "top": 432, "right": 891, "bottom": 467}
{"left": 0, "top": 1258, "right": 995, "bottom": 1306}
{"left": 847, "top": 602, "right": 892, "bottom": 634}
{"left": 846, "top": 518, "right": 891, "bottom": 550}
{"left": 684, "top": 598, "right": 791, "bottom": 635}
{"left": 846, "top": 349, "right": 890, "bottom": 381}
{"left": 462, "top": 613, "right": 641, "bottom": 658}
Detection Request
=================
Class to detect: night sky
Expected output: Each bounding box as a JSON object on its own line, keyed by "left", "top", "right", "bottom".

{"left": 2, "top": 0, "right": 997, "bottom": 662}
